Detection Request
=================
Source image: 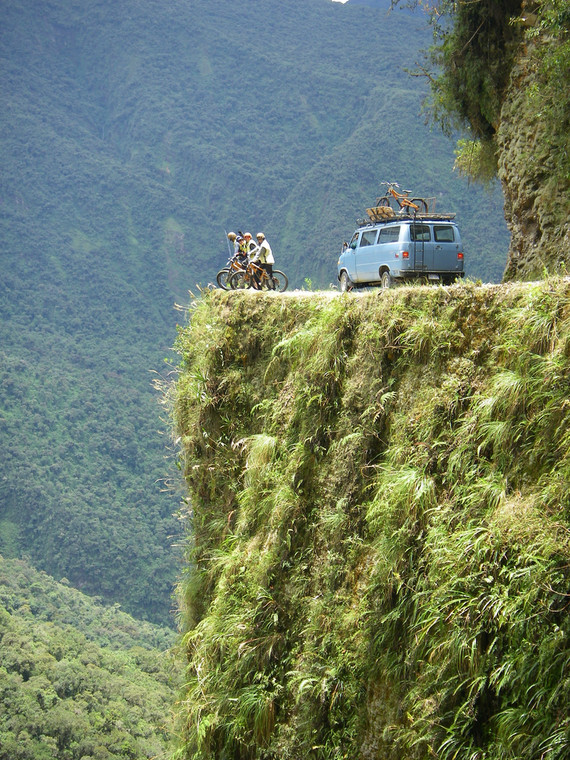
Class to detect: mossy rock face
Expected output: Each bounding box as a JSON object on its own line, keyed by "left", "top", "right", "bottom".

{"left": 410, "top": 0, "right": 569, "bottom": 282}
{"left": 498, "top": 32, "right": 570, "bottom": 280}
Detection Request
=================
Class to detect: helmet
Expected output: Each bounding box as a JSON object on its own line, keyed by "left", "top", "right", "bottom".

{"left": 227, "top": 231, "right": 237, "bottom": 241}
{"left": 256, "top": 232, "right": 265, "bottom": 240}
{"left": 244, "top": 232, "right": 252, "bottom": 240}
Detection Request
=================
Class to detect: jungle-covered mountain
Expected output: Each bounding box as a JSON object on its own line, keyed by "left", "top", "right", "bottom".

{"left": 0, "top": 555, "right": 178, "bottom": 759}
{"left": 0, "top": 0, "right": 509, "bottom": 624}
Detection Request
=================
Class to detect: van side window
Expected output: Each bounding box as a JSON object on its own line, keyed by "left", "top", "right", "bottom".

{"left": 378, "top": 226, "right": 400, "bottom": 244}
{"left": 360, "top": 230, "right": 379, "bottom": 247}
{"left": 434, "top": 225, "right": 455, "bottom": 242}
{"left": 410, "top": 224, "right": 431, "bottom": 242}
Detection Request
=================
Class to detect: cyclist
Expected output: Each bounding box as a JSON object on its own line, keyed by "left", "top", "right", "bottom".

{"left": 227, "top": 231, "right": 239, "bottom": 254}
{"left": 227, "top": 231, "right": 249, "bottom": 268}
{"left": 243, "top": 232, "right": 259, "bottom": 256}
{"left": 253, "top": 232, "right": 274, "bottom": 288}
{"left": 236, "top": 234, "right": 250, "bottom": 258}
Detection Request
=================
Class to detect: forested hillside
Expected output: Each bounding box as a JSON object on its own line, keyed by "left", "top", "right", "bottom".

{"left": 171, "top": 282, "right": 570, "bottom": 759}
{"left": 0, "top": 0, "right": 509, "bottom": 624}
{"left": 0, "top": 555, "right": 177, "bottom": 759}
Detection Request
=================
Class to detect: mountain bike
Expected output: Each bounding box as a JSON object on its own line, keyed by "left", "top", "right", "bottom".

{"left": 216, "top": 253, "right": 248, "bottom": 289}
{"left": 229, "top": 260, "right": 288, "bottom": 292}
{"left": 377, "top": 181, "right": 428, "bottom": 214}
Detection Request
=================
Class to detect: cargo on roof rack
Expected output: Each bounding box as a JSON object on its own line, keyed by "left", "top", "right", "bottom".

{"left": 364, "top": 206, "right": 457, "bottom": 224}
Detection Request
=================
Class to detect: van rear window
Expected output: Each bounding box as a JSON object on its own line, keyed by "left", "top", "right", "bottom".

{"left": 434, "top": 225, "right": 455, "bottom": 242}
{"left": 410, "top": 224, "right": 431, "bottom": 242}
{"left": 360, "top": 230, "right": 378, "bottom": 247}
{"left": 379, "top": 226, "right": 400, "bottom": 243}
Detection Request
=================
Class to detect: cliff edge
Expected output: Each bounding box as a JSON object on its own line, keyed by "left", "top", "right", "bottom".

{"left": 171, "top": 283, "right": 570, "bottom": 759}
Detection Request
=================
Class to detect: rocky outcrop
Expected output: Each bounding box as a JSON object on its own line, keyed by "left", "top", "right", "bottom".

{"left": 498, "top": 30, "right": 570, "bottom": 280}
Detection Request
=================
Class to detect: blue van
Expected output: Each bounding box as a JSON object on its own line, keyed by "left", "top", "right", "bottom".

{"left": 337, "top": 215, "right": 465, "bottom": 291}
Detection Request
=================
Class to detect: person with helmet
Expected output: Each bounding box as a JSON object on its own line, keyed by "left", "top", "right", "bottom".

{"left": 226, "top": 230, "right": 248, "bottom": 275}
{"left": 253, "top": 233, "right": 274, "bottom": 287}
{"left": 236, "top": 234, "right": 250, "bottom": 259}
{"left": 243, "top": 232, "right": 259, "bottom": 256}
{"left": 227, "top": 231, "right": 239, "bottom": 255}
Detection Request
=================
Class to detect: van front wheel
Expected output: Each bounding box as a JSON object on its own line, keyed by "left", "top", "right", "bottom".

{"left": 381, "top": 271, "right": 392, "bottom": 289}
{"left": 339, "top": 271, "right": 353, "bottom": 292}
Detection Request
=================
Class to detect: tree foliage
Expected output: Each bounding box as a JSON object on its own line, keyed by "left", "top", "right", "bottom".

{"left": 407, "top": 0, "right": 524, "bottom": 138}
{"left": 0, "top": 556, "right": 178, "bottom": 760}
{"left": 397, "top": 0, "right": 569, "bottom": 171}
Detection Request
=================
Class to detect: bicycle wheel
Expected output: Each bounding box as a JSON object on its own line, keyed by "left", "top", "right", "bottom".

{"left": 410, "top": 198, "right": 428, "bottom": 213}
{"left": 216, "top": 268, "right": 231, "bottom": 289}
{"left": 271, "top": 270, "right": 288, "bottom": 292}
{"left": 377, "top": 196, "right": 391, "bottom": 207}
{"left": 230, "top": 271, "right": 251, "bottom": 289}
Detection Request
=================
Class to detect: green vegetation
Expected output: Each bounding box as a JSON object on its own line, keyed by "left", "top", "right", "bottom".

{"left": 0, "top": 0, "right": 510, "bottom": 624}
{"left": 396, "top": 0, "right": 560, "bottom": 155}
{"left": 404, "top": 0, "right": 525, "bottom": 140}
{"left": 171, "top": 282, "right": 570, "bottom": 759}
{"left": 0, "top": 556, "right": 178, "bottom": 759}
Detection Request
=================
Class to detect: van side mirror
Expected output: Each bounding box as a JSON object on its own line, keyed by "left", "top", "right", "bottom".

{"left": 350, "top": 241, "right": 357, "bottom": 250}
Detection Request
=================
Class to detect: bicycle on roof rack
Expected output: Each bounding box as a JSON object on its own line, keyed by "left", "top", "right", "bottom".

{"left": 376, "top": 181, "right": 429, "bottom": 215}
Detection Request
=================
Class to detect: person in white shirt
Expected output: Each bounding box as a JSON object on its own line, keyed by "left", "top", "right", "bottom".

{"left": 253, "top": 232, "right": 274, "bottom": 284}
{"left": 250, "top": 232, "right": 274, "bottom": 289}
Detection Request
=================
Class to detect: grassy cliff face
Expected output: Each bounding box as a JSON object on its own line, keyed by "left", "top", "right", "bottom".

{"left": 171, "top": 284, "right": 570, "bottom": 759}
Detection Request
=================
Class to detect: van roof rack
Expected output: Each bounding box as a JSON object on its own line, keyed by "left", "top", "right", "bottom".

{"left": 357, "top": 208, "right": 457, "bottom": 226}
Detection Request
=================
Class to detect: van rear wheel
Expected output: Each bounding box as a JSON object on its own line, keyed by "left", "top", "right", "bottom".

{"left": 381, "top": 271, "right": 392, "bottom": 289}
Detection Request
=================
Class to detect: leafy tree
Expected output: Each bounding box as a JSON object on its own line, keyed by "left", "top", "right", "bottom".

{"left": 394, "top": 0, "right": 569, "bottom": 181}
